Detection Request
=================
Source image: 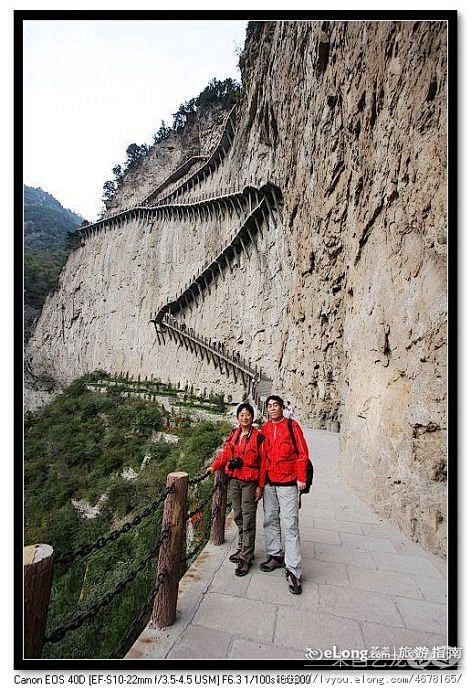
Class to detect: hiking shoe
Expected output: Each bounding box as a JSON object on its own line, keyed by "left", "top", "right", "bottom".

{"left": 285, "top": 569, "right": 302, "bottom": 594}
{"left": 229, "top": 549, "right": 241, "bottom": 563}
{"left": 259, "top": 554, "right": 285, "bottom": 572}
{"left": 235, "top": 559, "right": 251, "bottom": 576}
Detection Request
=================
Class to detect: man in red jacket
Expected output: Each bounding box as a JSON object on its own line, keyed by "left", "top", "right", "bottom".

{"left": 260, "top": 395, "right": 309, "bottom": 594}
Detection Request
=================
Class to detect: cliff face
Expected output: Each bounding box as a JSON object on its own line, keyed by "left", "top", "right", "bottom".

{"left": 27, "top": 20, "right": 447, "bottom": 556}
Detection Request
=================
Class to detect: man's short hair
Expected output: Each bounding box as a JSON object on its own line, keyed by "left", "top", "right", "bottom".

{"left": 266, "top": 395, "right": 284, "bottom": 407}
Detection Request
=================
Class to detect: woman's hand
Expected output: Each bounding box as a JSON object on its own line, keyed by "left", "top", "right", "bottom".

{"left": 297, "top": 480, "right": 306, "bottom": 492}
{"left": 205, "top": 466, "right": 215, "bottom": 474}
{"left": 255, "top": 487, "right": 264, "bottom": 502}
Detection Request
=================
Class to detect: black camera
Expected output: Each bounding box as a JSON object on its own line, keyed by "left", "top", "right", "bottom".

{"left": 228, "top": 457, "right": 243, "bottom": 471}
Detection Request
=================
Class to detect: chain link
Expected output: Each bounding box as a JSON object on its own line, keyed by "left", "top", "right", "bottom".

{"left": 109, "top": 571, "right": 167, "bottom": 659}
{"left": 188, "top": 470, "right": 211, "bottom": 486}
{"left": 187, "top": 491, "right": 212, "bottom": 519}
{"left": 44, "top": 527, "right": 171, "bottom": 645}
{"left": 55, "top": 485, "right": 175, "bottom": 565}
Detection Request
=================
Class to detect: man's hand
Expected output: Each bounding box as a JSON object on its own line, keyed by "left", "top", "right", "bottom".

{"left": 255, "top": 487, "right": 264, "bottom": 502}
{"left": 297, "top": 480, "right": 306, "bottom": 492}
{"left": 205, "top": 466, "right": 215, "bottom": 474}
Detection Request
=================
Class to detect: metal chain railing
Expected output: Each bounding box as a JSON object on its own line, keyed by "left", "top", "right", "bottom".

{"left": 44, "top": 527, "right": 171, "bottom": 645}
{"left": 109, "top": 571, "right": 168, "bottom": 659}
{"left": 188, "top": 470, "right": 211, "bottom": 486}
{"left": 183, "top": 476, "right": 225, "bottom": 570}
{"left": 186, "top": 477, "right": 221, "bottom": 519}
{"left": 55, "top": 485, "right": 175, "bottom": 565}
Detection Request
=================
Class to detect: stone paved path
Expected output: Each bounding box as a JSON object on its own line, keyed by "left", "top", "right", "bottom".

{"left": 126, "top": 429, "right": 447, "bottom": 661}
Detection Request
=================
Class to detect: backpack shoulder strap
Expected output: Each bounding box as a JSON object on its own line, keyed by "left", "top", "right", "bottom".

{"left": 227, "top": 427, "right": 241, "bottom": 445}
{"left": 287, "top": 417, "right": 299, "bottom": 455}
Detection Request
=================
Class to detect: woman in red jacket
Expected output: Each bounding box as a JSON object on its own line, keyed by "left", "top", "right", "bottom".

{"left": 206, "top": 403, "right": 265, "bottom": 576}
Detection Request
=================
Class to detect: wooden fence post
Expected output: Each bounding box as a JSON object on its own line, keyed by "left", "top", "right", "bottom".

{"left": 152, "top": 472, "right": 189, "bottom": 628}
{"left": 210, "top": 469, "right": 227, "bottom": 545}
{"left": 24, "top": 544, "right": 54, "bottom": 658}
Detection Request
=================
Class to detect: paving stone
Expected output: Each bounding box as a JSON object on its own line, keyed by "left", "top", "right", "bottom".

{"left": 302, "top": 527, "right": 341, "bottom": 545}
{"left": 318, "top": 584, "right": 403, "bottom": 626}
{"left": 302, "top": 559, "right": 350, "bottom": 587}
{"left": 394, "top": 597, "right": 447, "bottom": 635}
{"left": 246, "top": 571, "right": 319, "bottom": 609}
{"left": 346, "top": 565, "right": 423, "bottom": 599}
{"left": 340, "top": 532, "right": 396, "bottom": 553}
{"left": 209, "top": 561, "right": 252, "bottom": 597}
{"left": 301, "top": 540, "right": 316, "bottom": 560}
{"left": 412, "top": 575, "right": 448, "bottom": 604}
{"left": 314, "top": 543, "right": 377, "bottom": 568}
{"left": 361, "top": 522, "right": 407, "bottom": 540}
{"left": 314, "top": 518, "right": 364, "bottom": 534}
{"left": 371, "top": 552, "right": 445, "bottom": 579}
{"left": 168, "top": 625, "right": 231, "bottom": 659}
{"left": 229, "top": 637, "right": 304, "bottom": 660}
{"left": 313, "top": 507, "right": 339, "bottom": 521}
{"left": 362, "top": 622, "right": 447, "bottom": 651}
{"left": 274, "top": 606, "right": 365, "bottom": 650}
{"left": 335, "top": 508, "right": 379, "bottom": 524}
{"left": 193, "top": 592, "right": 276, "bottom": 642}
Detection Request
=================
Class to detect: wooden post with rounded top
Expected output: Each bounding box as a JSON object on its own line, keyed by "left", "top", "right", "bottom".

{"left": 210, "top": 469, "right": 227, "bottom": 545}
{"left": 152, "top": 471, "right": 189, "bottom": 628}
{"left": 24, "top": 544, "right": 54, "bottom": 658}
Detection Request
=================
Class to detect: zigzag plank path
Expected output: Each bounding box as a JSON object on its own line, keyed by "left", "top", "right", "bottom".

{"left": 143, "top": 105, "right": 238, "bottom": 207}
{"left": 151, "top": 315, "right": 273, "bottom": 411}
{"left": 126, "top": 428, "right": 447, "bottom": 661}
{"left": 141, "top": 153, "right": 208, "bottom": 205}
{"left": 151, "top": 182, "right": 282, "bottom": 324}
{"left": 74, "top": 183, "right": 280, "bottom": 248}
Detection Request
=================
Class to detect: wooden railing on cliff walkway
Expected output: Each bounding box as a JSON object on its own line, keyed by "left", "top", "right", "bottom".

{"left": 24, "top": 468, "right": 230, "bottom": 660}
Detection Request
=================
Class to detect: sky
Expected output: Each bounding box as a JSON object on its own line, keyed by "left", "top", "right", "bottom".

{"left": 23, "top": 19, "right": 248, "bottom": 220}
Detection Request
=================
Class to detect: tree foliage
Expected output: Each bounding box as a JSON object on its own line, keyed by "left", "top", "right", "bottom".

{"left": 24, "top": 372, "right": 230, "bottom": 659}
{"left": 104, "top": 77, "right": 240, "bottom": 205}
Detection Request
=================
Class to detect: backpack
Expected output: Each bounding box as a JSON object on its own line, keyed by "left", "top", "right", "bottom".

{"left": 287, "top": 417, "right": 314, "bottom": 507}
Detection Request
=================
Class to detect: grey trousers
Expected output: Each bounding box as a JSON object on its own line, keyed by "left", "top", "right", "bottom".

{"left": 262, "top": 484, "right": 302, "bottom": 579}
{"left": 231, "top": 479, "right": 258, "bottom": 563}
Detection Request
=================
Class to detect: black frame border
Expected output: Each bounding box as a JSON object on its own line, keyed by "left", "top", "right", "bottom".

{"left": 14, "top": 8, "right": 458, "bottom": 672}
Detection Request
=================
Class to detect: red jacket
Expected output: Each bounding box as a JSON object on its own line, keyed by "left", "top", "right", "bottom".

{"left": 211, "top": 425, "right": 266, "bottom": 487}
{"left": 261, "top": 417, "right": 309, "bottom": 485}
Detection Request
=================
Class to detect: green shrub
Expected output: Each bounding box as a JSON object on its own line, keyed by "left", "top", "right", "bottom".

{"left": 24, "top": 374, "right": 229, "bottom": 659}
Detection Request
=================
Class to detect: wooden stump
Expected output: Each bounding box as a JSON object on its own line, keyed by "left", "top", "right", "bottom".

{"left": 24, "top": 544, "right": 54, "bottom": 658}
{"left": 152, "top": 472, "right": 189, "bottom": 628}
{"left": 210, "top": 469, "right": 227, "bottom": 546}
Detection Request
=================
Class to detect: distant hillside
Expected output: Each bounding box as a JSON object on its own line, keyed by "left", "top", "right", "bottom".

{"left": 24, "top": 186, "right": 84, "bottom": 338}
{"left": 24, "top": 186, "right": 84, "bottom": 255}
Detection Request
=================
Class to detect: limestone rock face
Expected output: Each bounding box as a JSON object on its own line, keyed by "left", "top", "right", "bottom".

{"left": 26, "top": 20, "right": 447, "bottom": 557}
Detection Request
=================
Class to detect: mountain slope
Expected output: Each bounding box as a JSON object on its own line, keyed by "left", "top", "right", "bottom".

{"left": 24, "top": 186, "right": 84, "bottom": 337}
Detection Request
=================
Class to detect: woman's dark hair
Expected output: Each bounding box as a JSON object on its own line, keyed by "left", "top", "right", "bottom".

{"left": 236, "top": 402, "right": 254, "bottom": 419}
{"left": 266, "top": 395, "right": 284, "bottom": 407}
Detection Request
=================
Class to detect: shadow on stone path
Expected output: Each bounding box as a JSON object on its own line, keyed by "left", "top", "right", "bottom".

{"left": 127, "top": 429, "right": 447, "bottom": 661}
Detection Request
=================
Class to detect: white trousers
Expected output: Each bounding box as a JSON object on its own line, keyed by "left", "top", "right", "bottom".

{"left": 262, "top": 484, "right": 302, "bottom": 579}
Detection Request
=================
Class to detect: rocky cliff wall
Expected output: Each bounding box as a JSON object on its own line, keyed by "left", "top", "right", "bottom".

{"left": 27, "top": 20, "right": 447, "bottom": 556}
